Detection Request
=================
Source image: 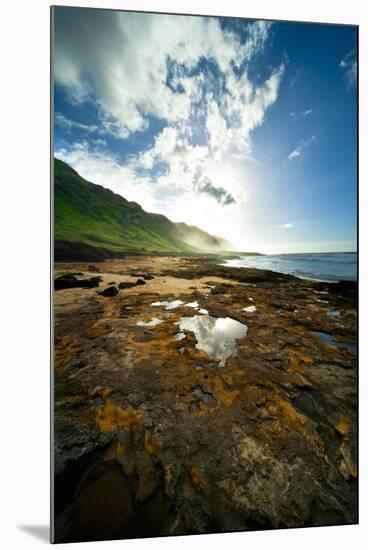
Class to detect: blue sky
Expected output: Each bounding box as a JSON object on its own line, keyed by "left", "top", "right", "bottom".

{"left": 54, "top": 8, "right": 357, "bottom": 253}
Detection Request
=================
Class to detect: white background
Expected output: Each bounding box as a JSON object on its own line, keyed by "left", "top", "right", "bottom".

{"left": 1, "top": 0, "right": 366, "bottom": 548}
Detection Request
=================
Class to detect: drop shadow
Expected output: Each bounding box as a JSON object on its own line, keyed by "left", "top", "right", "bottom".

{"left": 17, "top": 525, "right": 50, "bottom": 543}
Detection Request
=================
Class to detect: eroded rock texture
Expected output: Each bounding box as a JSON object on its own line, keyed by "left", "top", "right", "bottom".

{"left": 53, "top": 256, "right": 357, "bottom": 542}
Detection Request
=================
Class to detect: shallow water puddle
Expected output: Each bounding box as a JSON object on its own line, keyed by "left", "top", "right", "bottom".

{"left": 313, "top": 331, "right": 357, "bottom": 353}
{"left": 177, "top": 315, "right": 248, "bottom": 367}
{"left": 137, "top": 318, "right": 163, "bottom": 327}
{"left": 327, "top": 310, "right": 341, "bottom": 318}
{"left": 243, "top": 305, "right": 257, "bottom": 313}
{"left": 151, "top": 300, "right": 184, "bottom": 310}
{"left": 185, "top": 301, "right": 199, "bottom": 308}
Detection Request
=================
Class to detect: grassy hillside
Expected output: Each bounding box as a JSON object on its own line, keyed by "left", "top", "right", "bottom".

{"left": 54, "top": 158, "right": 233, "bottom": 255}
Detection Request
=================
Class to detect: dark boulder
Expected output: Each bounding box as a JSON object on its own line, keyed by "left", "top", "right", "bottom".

{"left": 135, "top": 279, "right": 146, "bottom": 286}
{"left": 80, "top": 278, "right": 100, "bottom": 289}
{"left": 143, "top": 275, "right": 154, "bottom": 280}
{"left": 90, "top": 275, "right": 103, "bottom": 282}
{"left": 328, "top": 280, "right": 357, "bottom": 295}
{"left": 118, "top": 282, "right": 136, "bottom": 290}
{"left": 54, "top": 275, "right": 78, "bottom": 290}
{"left": 54, "top": 274, "right": 102, "bottom": 290}
{"left": 99, "top": 286, "right": 119, "bottom": 297}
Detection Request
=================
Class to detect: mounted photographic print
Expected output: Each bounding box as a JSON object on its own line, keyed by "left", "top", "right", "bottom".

{"left": 51, "top": 5, "right": 358, "bottom": 543}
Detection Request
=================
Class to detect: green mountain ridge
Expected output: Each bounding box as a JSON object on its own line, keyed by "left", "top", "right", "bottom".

{"left": 54, "top": 158, "right": 234, "bottom": 256}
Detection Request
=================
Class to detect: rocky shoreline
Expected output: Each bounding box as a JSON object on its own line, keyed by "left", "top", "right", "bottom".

{"left": 53, "top": 255, "right": 357, "bottom": 543}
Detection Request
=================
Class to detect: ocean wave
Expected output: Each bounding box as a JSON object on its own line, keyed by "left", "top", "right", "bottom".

{"left": 223, "top": 252, "right": 357, "bottom": 282}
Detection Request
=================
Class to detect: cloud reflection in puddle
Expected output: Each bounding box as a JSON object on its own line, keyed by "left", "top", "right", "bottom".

{"left": 177, "top": 315, "right": 248, "bottom": 367}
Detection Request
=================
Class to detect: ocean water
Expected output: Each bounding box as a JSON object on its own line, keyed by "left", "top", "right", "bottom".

{"left": 223, "top": 252, "right": 357, "bottom": 282}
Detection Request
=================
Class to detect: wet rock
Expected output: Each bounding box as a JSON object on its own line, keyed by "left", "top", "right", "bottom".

{"left": 69, "top": 361, "right": 87, "bottom": 376}
{"left": 55, "top": 274, "right": 78, "bottom": 290}
{"left": 99, "top": 286, "right": 118, "bottom": 297}
{"left": 191, "top": 385, "right": 215, "bottom": 405}
{"left": 256, "top": 406, "right": 274, "bottom": 420}
{"left": 81, "top": 277, "right": 101, "bottom": 288}
{"left": 327, "top": 310, "right": 341, "bottom": 318}
{"left": 92, "top": 396, "right": 104, "bottom": 406}
{"left": 55, "top": 274, "right": 101, "bottom": 290}
{"left": 339, "top": 442, "right": 357, "bottom": 480}
{"left": 292, "top": 389, "right": 328, "bottom": 423}
{"left": 143, "top": 275, "right": 154, "bottom": 280}
{"left": 135, "top": 279, "right": 146, "bottom": 286}
{"left": 211, "top": 286, "right": 226, "bottom": 295}
{"left": 207, "top": 305, "right": 231, "bottom": 317}
{"left": 54, "top": 254, "right": 357, "bottom": 539}
{"left": 328, "top": 280, "right": 356, "bottom": 295}
{"left": 54, "top": 416, "right": 114, "bottom": 515}
{"left": 118, "top": 282, "right": 136, "bottom": 289}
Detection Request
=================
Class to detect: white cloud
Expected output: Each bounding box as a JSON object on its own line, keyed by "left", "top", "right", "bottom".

{"left": 290, "top": 69, "right": 301, "bottom": 88}
{"left": 54, "top": 9, "right": 279, "bottom": 150}
{"left": 139, "top": 127, "right": 179, "bottom": 169}
{"left": 206, "top": 98, "right": 230, "bottom": 158}
{"left": 278, "top": 223, "right": 293, "bottom": 229}
{"left": 55, "top": 12, "right": 226, "bottom": 133}
{"left": 55, "top": 141, "right": 160, "bottom": 213}
{"left": 55, "top": 141, "right": 252, "bottom": 248}
{"left": 288, "top": 149, "right": 300, "bottom": 160}
{"left": 54, "top": 112, "right": 98, "bottom": 133}
{"left": 340, "top": 49, "right": 357, "bottom": 87}
{"left": 54, "top": 10, "right": 286, "bottom": 243}
{"left": 289, "top": 108, "right": 313, "bottom": 119}
{"left": 220, "top": 64, "right": 285, "bottom": 158}
{"left": 287, "top": 135, "right": 316, "bottom": 161}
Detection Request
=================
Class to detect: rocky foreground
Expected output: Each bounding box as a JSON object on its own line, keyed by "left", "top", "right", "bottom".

{"left": 53, "top": 256, "right": 357, "bottom": 543}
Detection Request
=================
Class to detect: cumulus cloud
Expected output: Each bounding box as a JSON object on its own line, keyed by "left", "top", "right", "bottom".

{"left": 287, "top": 135, "right": 316, "bottom": 161}
{"left": 54, "top": 10, "right": 280, "bottom": 145}
{"left": 54, "top": 9, "right": 284, "bottom": 210}
{"left": 54, "top": 10, "right": 274, "bottom": 138}
{"left": 340, "top": 49, "right": 357, "bottom": 87}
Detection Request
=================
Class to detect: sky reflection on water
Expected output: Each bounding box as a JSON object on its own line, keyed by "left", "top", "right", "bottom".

{"left": 178, "top": 315, "right": 248, "bottom": 367}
